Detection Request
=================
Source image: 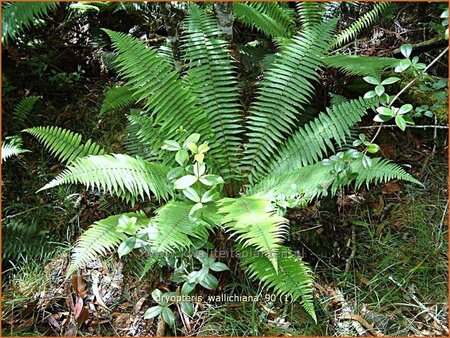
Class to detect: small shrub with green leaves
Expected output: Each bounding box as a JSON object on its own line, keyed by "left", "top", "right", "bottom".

{"left": 27, "top": 3, "right": 434, "bottom": 324}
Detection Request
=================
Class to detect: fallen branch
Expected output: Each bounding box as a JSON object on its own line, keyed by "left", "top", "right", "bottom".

{"left": 360, "top": 124, "right": 448, "bottom": 130}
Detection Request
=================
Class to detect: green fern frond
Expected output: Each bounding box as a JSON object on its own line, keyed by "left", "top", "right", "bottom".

{"left": 332, "top": 2, "right": 390, "bottom": 49}
{"left": 243, "top": 21, "right": 336, "bottom": 182}
{"left": 2, "top": 136, "right": 30, "bottom": 162}
{"left": 218, "top": 196, "right": 288, "bottom": 271}
{"left": 2, "top": 219, "right": 56, "bottom": 262}
{"left": 324, "top": 54, "right": 400, "bottom": 77}
{"left": 182, "top": 4, "right": 243, "bottom": 180}
{"left": 266, "top": 97, "right": 378, "bottom": 175}
{"left": 24, "top": 126, "right": 106, "bottom": 165}
{"left": 233, "top": 2, "right": 295, "bottom": 38}
{"left": 38, "top": 154, "right": 171, "bottom": 203}
{"left": 354, "top": 157, "right": 423, "bottom": 188}
{"left": 148, "top": 200, "right": 212, "bottom": 253}
{"left": 296, "top": 2, "right": 324, "bottom": 28}
{"left": 100, "top": 85, "right": 135, "bottom": 114}
{"left": 250, "top": 161, "right": 334, "bottom": 202}
{"left": 123, "top": 113, "right": 157, "bottom": 161}
{"left": 68, "top": 211, "right": 149, "bottom": 276}
{"left": 329, "top": 93, "right": 347, "bottom": 106}
{"left": 13, "top": 96, "right": 39, "bottom": 126}
{"left": 239, "top": 245, "right": 316, "bottom": 322}
{"left": 2, "top": 2, "right": 58, "bottom": 42}
{"left": 251, "top": 157, "right": 422, "bottom": 202}
{"left": 103, "top": 29, "right": 209, "bottom": 150}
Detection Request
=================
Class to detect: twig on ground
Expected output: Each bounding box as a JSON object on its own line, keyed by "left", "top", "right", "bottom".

{"left": 359, "top": 125, "right": 448, "bottom": 130}
{"left": 344, "top": 225, "right": 356, "bottom": 273}
{"left": 388, "top": 276, "right": 449, "bottom": 334}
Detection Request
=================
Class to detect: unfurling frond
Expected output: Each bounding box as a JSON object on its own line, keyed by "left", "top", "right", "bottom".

{"left": 2, "top": 2, "right": 58, "bottom": 42}
{"left": 147, "top": 200, "right": 212, "bottom": 253}
{"left": 243, "top": 21, "right": 336, "bottom": 182}
{"left": 13, "top": 96, "right": 39, "bottom": 126}
{"left": 233, "top": 2, "right": 295, "bottom": 38}
{"left": 38, "top": 154, "right": 171, "bottom": 203}
{"left": 296, "top": 2, "right": 324, "bottom": 28}
{"left": 332, "top": 2, "right": 390, "bottom": 49}
{"left": 218, "top": 196, "right": 288, "bottom": 271}
{"left": 24, "top": 126, "right": 106, "bottom": 164}
{"left": 2, "top": 136, "right": 30, "bottom": 162}
{"left": 68, "top": 211, "right": 149, "bottom": 276}
{"left": 182, "top": 4, "right": 243, "bottom": 179}
{"left": 100, "top": 85, "right": 135, "bottom": 114}
{"left": 324, "top": 54, "right": 400, "bottom": 77}
{"left": 103, "top": 29, "right": 209, "bottom": 151}
{"left": 239, "top": 245, "right": 316, "bottom": 322}
{"left": 266, "top": 97, "right": 378, "bottom": 175}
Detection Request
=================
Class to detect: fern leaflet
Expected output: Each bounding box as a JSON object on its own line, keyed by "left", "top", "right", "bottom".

{"left": 24, "top": 126, "right": 106, "bottom": 165}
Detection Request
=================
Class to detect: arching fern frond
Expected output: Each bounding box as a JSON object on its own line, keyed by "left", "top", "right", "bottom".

{"left": 250, "top": 161, "right": 334, "bottom": 202}
{"left": 2, "top": 136, "right": 30, "bottom": 162}
{"left": 332, "top": 2, "right": 390, "bottom": 49}
{"left": 233, "top": 2, "right": 295, "bottom": 38}
{"left": 38, "top": 154, "right": 171, "bottom": 203}
{"left": 354, "top": 157, "right": 423, "bottom": 188}
{"left": 296, "top": 2, "right": 324, "bottom": 29}
{"left": 24, "top": 126, "right": 106, "bottom": 165}
{"left": 324, "top": 54, "right": 400, "bottom": 77}
{"left": 148, "top": 200, "right": 212, "bottom": 253}
{"left": 243, "top": 21, "right": 336, "bottom": 182}
{"left": 13, "top": 96, "right": 39, "bottom": 127}
{"left": 103, "top": 29, "right": 209, "bottom": 152}
{"left": 265, "top": 97, "right": 378, "bottom": 175}
{"left": 2, "top": 2, "right": 58, "bottom": 42}
{"left": 251, "top": 157, "right": 422, "bottom": 202}
{"left": 68, "top": 211, "right": 149, "bottom": 276}
{"left": 239, "top": 245, "right": 316, "bottom": 322}
{"left": 218, "top": 196, "right": 288, "bottom": 271}
{"left": 100, "top": 85, "right": 135, "bottom": 115}
{"left": 182, "top": 4, "right": 243, "bottom": 180}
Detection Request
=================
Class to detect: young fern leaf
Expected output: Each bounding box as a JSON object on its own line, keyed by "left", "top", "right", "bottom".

{"left": 332, "top": 2, "right": 390, "bottom": 49}
{"left": 68, "top": 211, "right": 149, "bottom": 276}
{"left": 2, "top": 2, "right": 58, "bottom": 42}
{"left": 1, "top": 136, "right": 30, "bottom": 162}
{"left": 103, "top": 29, "right": 209, "bottom": 152}
{"left": 296, "top": 2, "right": 324, "bottom": 29}
{"left": 218, "top": 196, "right": 288, "bottom": 271}
{"left": 243, "top": 21, "right": 336, "bottom": 182}
{"left": 24, "top": 126, "right": 106, "bottom": 165}
{"left": 38, "top": 154, "right": 171, "bottom": 203}
{"left": 239, "top": 245, "right": 316, "bottom": 322}
{"left": 124, "top": 114, "right": 157, "bottom": 161}
{"left": 233, "top": 2, "right": 295, "bottom": 38}
{"left": 324, "top": 54, "right": 400, "bottom": 77}
{"left": 13, "top": 96, "right": 39, "bottom": 127}
{"left": 100, "top": 85, "right": 135, "bottom": 114}
{"left": 266, "top": 97, "right": 378, "bottom": 175}
{"left": 182, "top": 4, "right": 243, "bottom": 180}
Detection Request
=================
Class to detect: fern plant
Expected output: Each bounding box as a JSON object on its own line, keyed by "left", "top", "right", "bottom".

{"left": 30, "top": 3, "right": 424, "bottom": 323}
{"left": 2, "top": 2, "right": 58, "bottom": 42}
